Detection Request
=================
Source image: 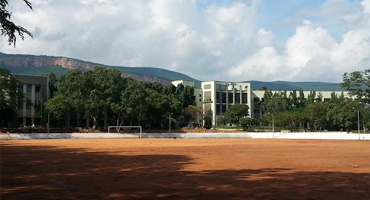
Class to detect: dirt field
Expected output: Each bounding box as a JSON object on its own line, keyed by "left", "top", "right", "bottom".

{"left": 1, "top": 138, "right": 370, "bottom": 200}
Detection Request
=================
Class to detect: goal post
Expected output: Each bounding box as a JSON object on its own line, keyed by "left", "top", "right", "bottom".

{"left": 108, "top": 126, "right": 142, "bottom": 138}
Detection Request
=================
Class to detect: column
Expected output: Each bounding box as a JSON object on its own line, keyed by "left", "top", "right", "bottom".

{"left": 22, "top": 84, "right": 26, "bottom": 126}
{"left": 240, "top": 86, "right": 242, "bottom": 104}
{"left": 31, "top": 84, "right": 35, "bottom": 125}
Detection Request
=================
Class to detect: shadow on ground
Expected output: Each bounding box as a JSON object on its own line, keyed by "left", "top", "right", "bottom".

{"left": 1, "top": 143, "right": 369, "bottom": 199}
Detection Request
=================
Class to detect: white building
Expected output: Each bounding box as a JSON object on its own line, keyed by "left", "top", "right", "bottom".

{"left": 202, "top": 81, "right": 251, "bottom": 126}
{"left": 172, "top": 80, "right": 349, "bottom": 126}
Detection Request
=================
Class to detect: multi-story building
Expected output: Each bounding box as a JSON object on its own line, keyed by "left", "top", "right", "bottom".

{"left": 201, "top": 81, "right": 251, "bottom": 126}
{"left": 198, "top": 81, "right": 349, "bottom": 126}
{"left": 12, "top": 74, "right": 48, "bottom": 127}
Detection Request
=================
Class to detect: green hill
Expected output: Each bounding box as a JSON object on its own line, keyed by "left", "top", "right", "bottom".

{"left": 0, "top": 52, "right": 200, "bottom": 85}
{"left": 0, "top": 52, "right": 344, "bottom": 91}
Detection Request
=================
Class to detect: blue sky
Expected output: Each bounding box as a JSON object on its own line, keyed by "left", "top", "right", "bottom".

{"left": 1, "top": 0, "right": 369, "bottom": 82}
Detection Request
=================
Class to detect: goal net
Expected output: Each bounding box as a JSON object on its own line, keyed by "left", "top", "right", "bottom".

{"left": 107, "top": 126, "right": 142, "bottom": 138}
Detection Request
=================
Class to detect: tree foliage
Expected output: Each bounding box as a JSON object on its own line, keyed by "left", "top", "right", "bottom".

{"left": 0, "top": 67, "right": 23, "bottom": 127}
{"left": 1, "top": 0, "right": 33, "bottom": 46}
{"left": 240, "top": 117, "right": 259, "bottom": 131}
{"left": 223, "top": 104, "right": 249, "bottom": 126}
{"left": 342, "top": 69, "right": 370, "bottom": 103}
{"left": 274, "top": 108, "right": 307, "bottom": 131}
{"left": 183, "top": 105, "right": 202, "bottom": 123}
{"left": 44, "top": 66, "right": 194, "bottom": 129}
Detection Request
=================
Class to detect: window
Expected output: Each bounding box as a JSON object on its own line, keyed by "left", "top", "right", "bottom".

{"left": 18, "top": 87, "right": 23, "bottom": 93}
{"left": 204, "top": 84, "right": 211, "bottom": 89}
{"left": 242, "top": 93, "right": 248, "bottom": 103}
{"left": 26, "top": 84, "right": 32, "bottom": 93}
{"left": 228, "top": 93, "right": 233, "bottom": 103}
{"left": 220, "top": 85, "right": 227, "bottom": 90}
{"left": 222, "top": 92, "right": 226, "bottom": 103}
{"left": 26, "top": 118, "right": 32, "bottom": 125}
{"left": 26, "top": 101, "right": 32, "bottom": 109}
{"left": 216, "top": 105, "right": 221, "bottom": 115}
{"left": 222, "top": 105, "right": 227, "bottom": 113}
{"left": 204, "top": 104, "right": 211, "bottom": 112}
{"left": 254, "top": 109, "right": 260, "bottom": 114}
{"left": 235, "top": 93, "right": 240, "bottom": 104}
{"left": 254, "top": 97, "right": 259, "bottom": 103}
{"left": 204, "top": 91, "right": 212, "bottom": 102}
{"left": 35, "top": 85, "right": 41, "bottom": 93}
{"left": 216, "top": 92, "right": 220, "bottom": 103}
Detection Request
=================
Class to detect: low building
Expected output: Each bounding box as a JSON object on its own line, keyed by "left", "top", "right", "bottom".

{"left": 12, "top": 74, "right": 48, "bottom": 127}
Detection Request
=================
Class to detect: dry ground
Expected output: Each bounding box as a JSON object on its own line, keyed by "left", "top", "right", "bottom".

{"left": 1, "top": 138, "right": 370, "bottom": 199}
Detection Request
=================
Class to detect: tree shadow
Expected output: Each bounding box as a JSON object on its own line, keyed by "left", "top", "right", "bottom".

{"left": 1, "top": 143, "right": 369, "bottom": 199}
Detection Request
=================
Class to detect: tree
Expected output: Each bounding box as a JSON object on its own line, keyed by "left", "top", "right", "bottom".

{"left": 240, "top": 117, "right": 259, "bottom": 131}
{"left": 325, "top": 98, "right": 358, "bottom": 132}
{"left": 83, "top": 67, "right": 124, "bottom": 129}
{"left": 183, "top": 105, "right": 202, "bottom": 123}
{"left": 145, "top": 89, "right": 181, "bottom": 129}
{"left": 223, "top": 104, "right": 249, "bottom": 126}
{"left": 45, "top": 94, "right": 68, "bottom": 124}
{"left": 307, "top": 101, "right": 329, "bottom": 131}
{"left": 342, "top": 69, "right": 370, "bottom": 103}
{"left": 307, "top": 91, "right": 316, "bottom": 105}
{"left": 1, "top": 0, "right": 33, "bottom": 46}
{"left": 0, "top": 68, "right": 23, "bottom": 127}
{"left": 56, "top": 70, "right": 85, "bottom": 127}
{"left": 275, "top": 108, "right": 308, "bottom": 131}
{"left": 262, "top": 90, "right": 289, "bottom": 114}
{"left": 117, "top": 78, "right": 147, "bottom": 126}
{"left": 45, "top": 72, "right": 58, "bottom": 98}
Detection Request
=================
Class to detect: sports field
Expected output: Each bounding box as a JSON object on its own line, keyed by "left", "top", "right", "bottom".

{"left": 1, "top": 138, "right": 370, "bottom": 199}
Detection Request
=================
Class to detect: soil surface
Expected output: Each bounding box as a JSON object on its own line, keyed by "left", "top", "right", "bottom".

{"left": 1, "top": 139, "right": 370, "bottom": 199}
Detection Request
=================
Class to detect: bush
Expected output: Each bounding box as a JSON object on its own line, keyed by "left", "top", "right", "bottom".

{"left": 240, "top": 118, "right": 260, "bottom": 131}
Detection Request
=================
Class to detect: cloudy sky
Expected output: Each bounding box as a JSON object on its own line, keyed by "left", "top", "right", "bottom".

{"left": 1, "top": 0, "right": 370, "bottom": 82}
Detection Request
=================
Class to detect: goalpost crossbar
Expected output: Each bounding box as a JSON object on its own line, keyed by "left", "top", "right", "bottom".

{"left": 108, "top": 126, "right": 142, "bottom": 138}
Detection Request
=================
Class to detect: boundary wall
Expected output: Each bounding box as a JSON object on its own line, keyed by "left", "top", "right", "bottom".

{"left": 1, "top": 132, "right": 369, "bottom": 140}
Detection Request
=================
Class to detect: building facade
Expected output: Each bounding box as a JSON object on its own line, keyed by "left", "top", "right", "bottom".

{"left": 201, "top": 81, "right": 251, "bottom": 126}
{"left": 198, "top": 81, "right": 348, "bottom": 126}
{"left": 13, "top": 74, "right": 48, "bottom": 127}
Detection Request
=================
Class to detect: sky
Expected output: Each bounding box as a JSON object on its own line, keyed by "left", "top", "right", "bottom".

{"left": 1, "top": 0, "right": 369, "bottom": 83}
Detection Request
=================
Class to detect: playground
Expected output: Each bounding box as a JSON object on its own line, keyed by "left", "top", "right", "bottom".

{"left": 1, "top": 138, "right": 370, "bottom": 199}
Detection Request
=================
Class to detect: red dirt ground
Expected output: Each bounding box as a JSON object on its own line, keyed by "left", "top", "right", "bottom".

{"left": 1, "top": 138, "right": 370, "bottom": 199}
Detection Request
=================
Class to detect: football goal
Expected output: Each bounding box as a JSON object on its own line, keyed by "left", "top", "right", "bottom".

{"left": 108, "top": 126, "right": 142, "bottom": 138}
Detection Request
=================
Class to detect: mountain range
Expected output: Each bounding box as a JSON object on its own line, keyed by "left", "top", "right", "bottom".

{"left": 0, "top": 52, "right": 344, "bottom": 91}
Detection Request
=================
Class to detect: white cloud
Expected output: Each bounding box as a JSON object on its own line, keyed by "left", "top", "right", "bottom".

{"left": 1, "top": 0, "right": 369, "bottom": 83}
{"left": 229, "top": 20, "right": 370, "bottom": 82}
{"left": 256, "top": 28, "right": 274, "bottom": 47}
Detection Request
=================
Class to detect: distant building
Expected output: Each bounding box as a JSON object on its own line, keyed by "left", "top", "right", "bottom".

{"left": 201, "top": 81, "right": 251, "bottom": 126}
{"left": 12, "top": 74, "right": 48, "bottom": 127}
{"left": 199, "top": 81, "right": 349, "bottom": 126}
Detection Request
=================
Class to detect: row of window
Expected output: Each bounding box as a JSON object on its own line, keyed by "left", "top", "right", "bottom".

{"left": 215, "top": 92, "right": 248, "bottom": 104}
{"left": 18, "top": 101, "right": 33, "bottom": 109}
{"left": 17, "top": 84, "right": 42, "bottom": 93}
